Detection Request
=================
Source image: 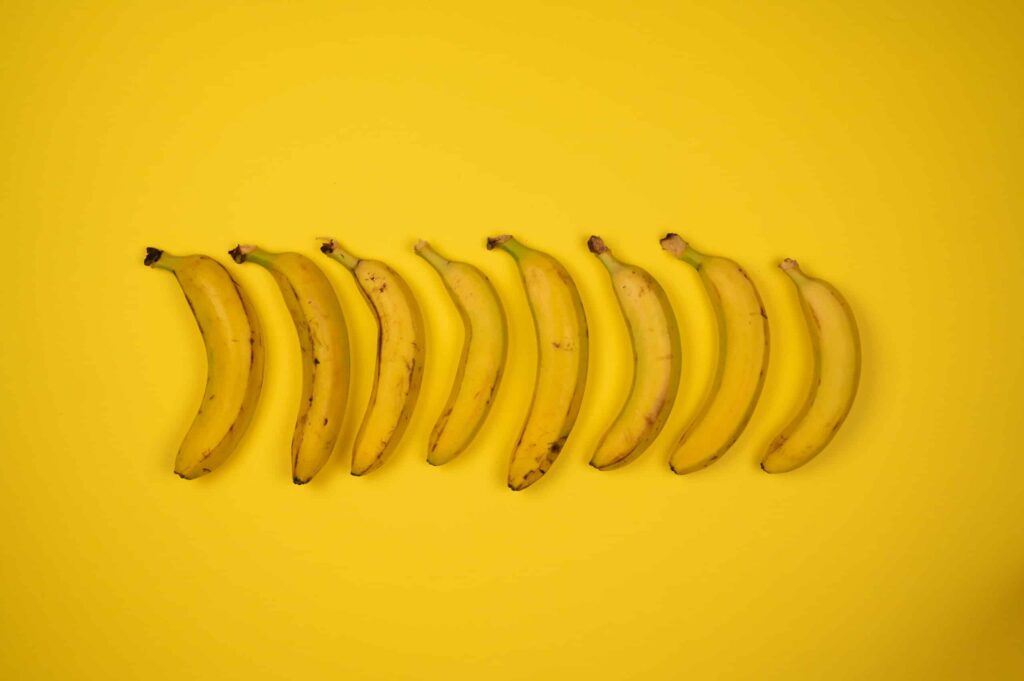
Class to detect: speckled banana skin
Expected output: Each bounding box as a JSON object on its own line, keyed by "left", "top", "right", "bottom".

{"left": 230, "top": 244, "right": 349, "bottom": 484}
{"left": 321, "top": 239, "right": 425, "bottom": 476}
{"left": 145, "top": 248, "right": 265, "bottom": 479}
{"left": 415, "top": 240, "right": 507, "bottom": 466}
{"left": 661, "top": 234, "right": 770, "bottom": 474}
{"left": 588, "top": 236, "right": 681, "bottom": 470}
{"left": 488, "top": 234, "right": 588, "bottom": 491}
{"left": 761, "top": 258, "right": 860, "bottom": 473}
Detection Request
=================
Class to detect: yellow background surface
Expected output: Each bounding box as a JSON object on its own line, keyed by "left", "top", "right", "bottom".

{"left": 2, "top": 1, "right": 1022, "bottom": 678}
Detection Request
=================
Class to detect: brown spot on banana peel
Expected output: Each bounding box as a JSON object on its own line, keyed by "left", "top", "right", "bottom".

{"left": 509, "top": 468, "right": 544, "bottom": 491}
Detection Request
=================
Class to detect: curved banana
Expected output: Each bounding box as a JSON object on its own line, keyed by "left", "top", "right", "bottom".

{"left": 761, "top": 259, "right": 860, "bottom": 473}
{"left": 320, "top": 239, "right": 425, "bottom": 476}
{"left": 487, "top": 234, "right": 588, "bottom": 491}
{"left": 229, "top": 245, "right": 349, "bottom": 484}
{"left": 144, "top": 247, "right": 265, "bottom": 479}
{"left": 588, "top": 236, "right": 680, "bottom": 469}
{"left": 415, "top": 240, "right": 507, "bottom": 466}
{"left": 660, "top": 234, "right": 770, "bottom": 473}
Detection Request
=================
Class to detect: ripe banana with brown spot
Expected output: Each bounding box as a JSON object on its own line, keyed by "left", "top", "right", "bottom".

{"left": 320, "top": 239, "right": 425, "bottom": 476}
{"left": 660, "top": 234, "right": 770, "bottom": 473}
{"left": 229, "top": 244, "right": 349, "bottom": 484}
{"left": 144, "top": 247, "right": 264, "bottom": 479}
{"left": 588, "top": 236, "right": 680, "bottom": 469}
{"left": 488, "top": 234, "right": 588, "bottom": 491}
{"left": 415, "top": 240, "right": 507, "bottom": 466}
{"left": 761, "top": 259, "right": 860, "bottom": 473}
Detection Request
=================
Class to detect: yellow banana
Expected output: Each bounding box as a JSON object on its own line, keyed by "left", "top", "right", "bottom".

{"left": 415, "top": 240, "right": 507, "bottom": 466}
{"left": 761, "top": 259, "right": 860, "bottom": 473}
{"left": 320, "top": 239, "right": 425, "bottom": 476}
{"left": 488, "top": 234, "right": 588, "bottom": 491}
{"left": 229, "top": 245, "right": 349, "bottom": 484}
{"left": 144, "top": 247, "right": 265, "bottom": 479}
{"left": 588, "top": 236, "right": 681, "bottom": 469}
{"left": 661, "top": 234, "right": 770, "bottom": 473}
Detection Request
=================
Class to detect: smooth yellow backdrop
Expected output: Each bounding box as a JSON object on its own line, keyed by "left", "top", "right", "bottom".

{"left": 2, "top": 1, "right": 1022, "bottom": 679}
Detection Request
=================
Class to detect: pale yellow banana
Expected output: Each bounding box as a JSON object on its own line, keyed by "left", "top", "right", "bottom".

{"left": 230, "top": 245, "right": 349, "bottom": 484}
{"left": 661, "top": 234, "right": 770, "bottom": 473}
{"left": 488, "top": 234, "right": 588, "bottom": 491}
{"left": 145, "top": 247, "right": 265, "bottom": 479}
{"left": 320, "top": 239, "right": 425, "bottom": 476}
{"left": 588, "top": 236, "right": 680, "bottom": 469}
{"left": 415, "top": 240, "right": 507, "bottom": 466}
{"left": 761, "top": 259, "right": 860, "bottom": 473}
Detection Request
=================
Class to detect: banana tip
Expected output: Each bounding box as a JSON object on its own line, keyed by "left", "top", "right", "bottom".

{"left": 659, "top": 233, "right": 688, "bottom": 256}
{"left": 292, "top": 476, "right": 310, "bottom": 485}
{"left": 319, "top": 239, "right": 336, "bottom": 254}
{"left": 144, "top": 247, "right": 163, "bottom": 266}
{"left": 486, "top": 234, "right": 511, "bottom": 250}
{"left": 780, "top": 258, "right": 800, "bottom": 271}
{"left": 229, "top": 244, "right": 255, "bottom": 263}
{"left": 587, "top": 235, "right": 608, "bottom": 254}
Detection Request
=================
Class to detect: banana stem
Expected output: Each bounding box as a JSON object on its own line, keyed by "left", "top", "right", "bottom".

{"left": 587, "top": 235, "right": 622, "bottom": 272}
{"left": 229, "top": 244, "right": 277, "bottom": 267}
{"left": 319, "top": 238, "right": 360, "bottom": 270}
{"left": 144, "top": 247, "right": 166, "bottom": 268}
{"left": 486, "top": 234, "right": 526, "bottom": 258}
{"left": 414, "top": 240, "right": 449, "bottom": 271}
{"left": 144, "top": 247, "right": 185, "bottom": 271}
{"left": 660, "top": 233, "right": 705, "bottom": 269}
{"left": 780, "top": 258, "right": 810, "bottom": 284}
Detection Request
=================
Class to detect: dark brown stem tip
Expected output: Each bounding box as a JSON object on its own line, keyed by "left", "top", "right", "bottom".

{"left": 144, "top": 247, "right": 163, "bottom": 266}
{"left": 486, "top": 234, "right": 511, "bottom": 250}
{"left": 228, "top": 245, "right": 246, "bottom": 263}
{"left": 659, "top": 233, "right": 688, "bottom": 256}
{"left": 780, "top": 258, "right": 800, "bottom": 271}
{"left": 319, "top": 240, "right": 335, "bottom": 254}
{"left": 587, "top": 235, "right": 608, "bottom": 255}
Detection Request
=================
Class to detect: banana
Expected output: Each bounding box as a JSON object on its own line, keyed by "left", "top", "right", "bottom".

{"left": 415, "top": 240, "right": 507, "bottom": 466}
{"left": 588, "top": 236, "right": 681, "bottom": 469}
{"left": 761, "top": 259, "right": 860, "bottom": 473}
{"left": 660, "top": 234, "right": 770, "bottom": 473}
{"left": 144, "top": 247, "right": 265, "bottom": 479}
{"left": 229, "top": 245, "right": 349, "bottom": 484}
{"left": 320, "top": 239, "right": 425, "bottom": 476}
{"left": 487, "top": 234, "right": 588, "bottom": 490}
